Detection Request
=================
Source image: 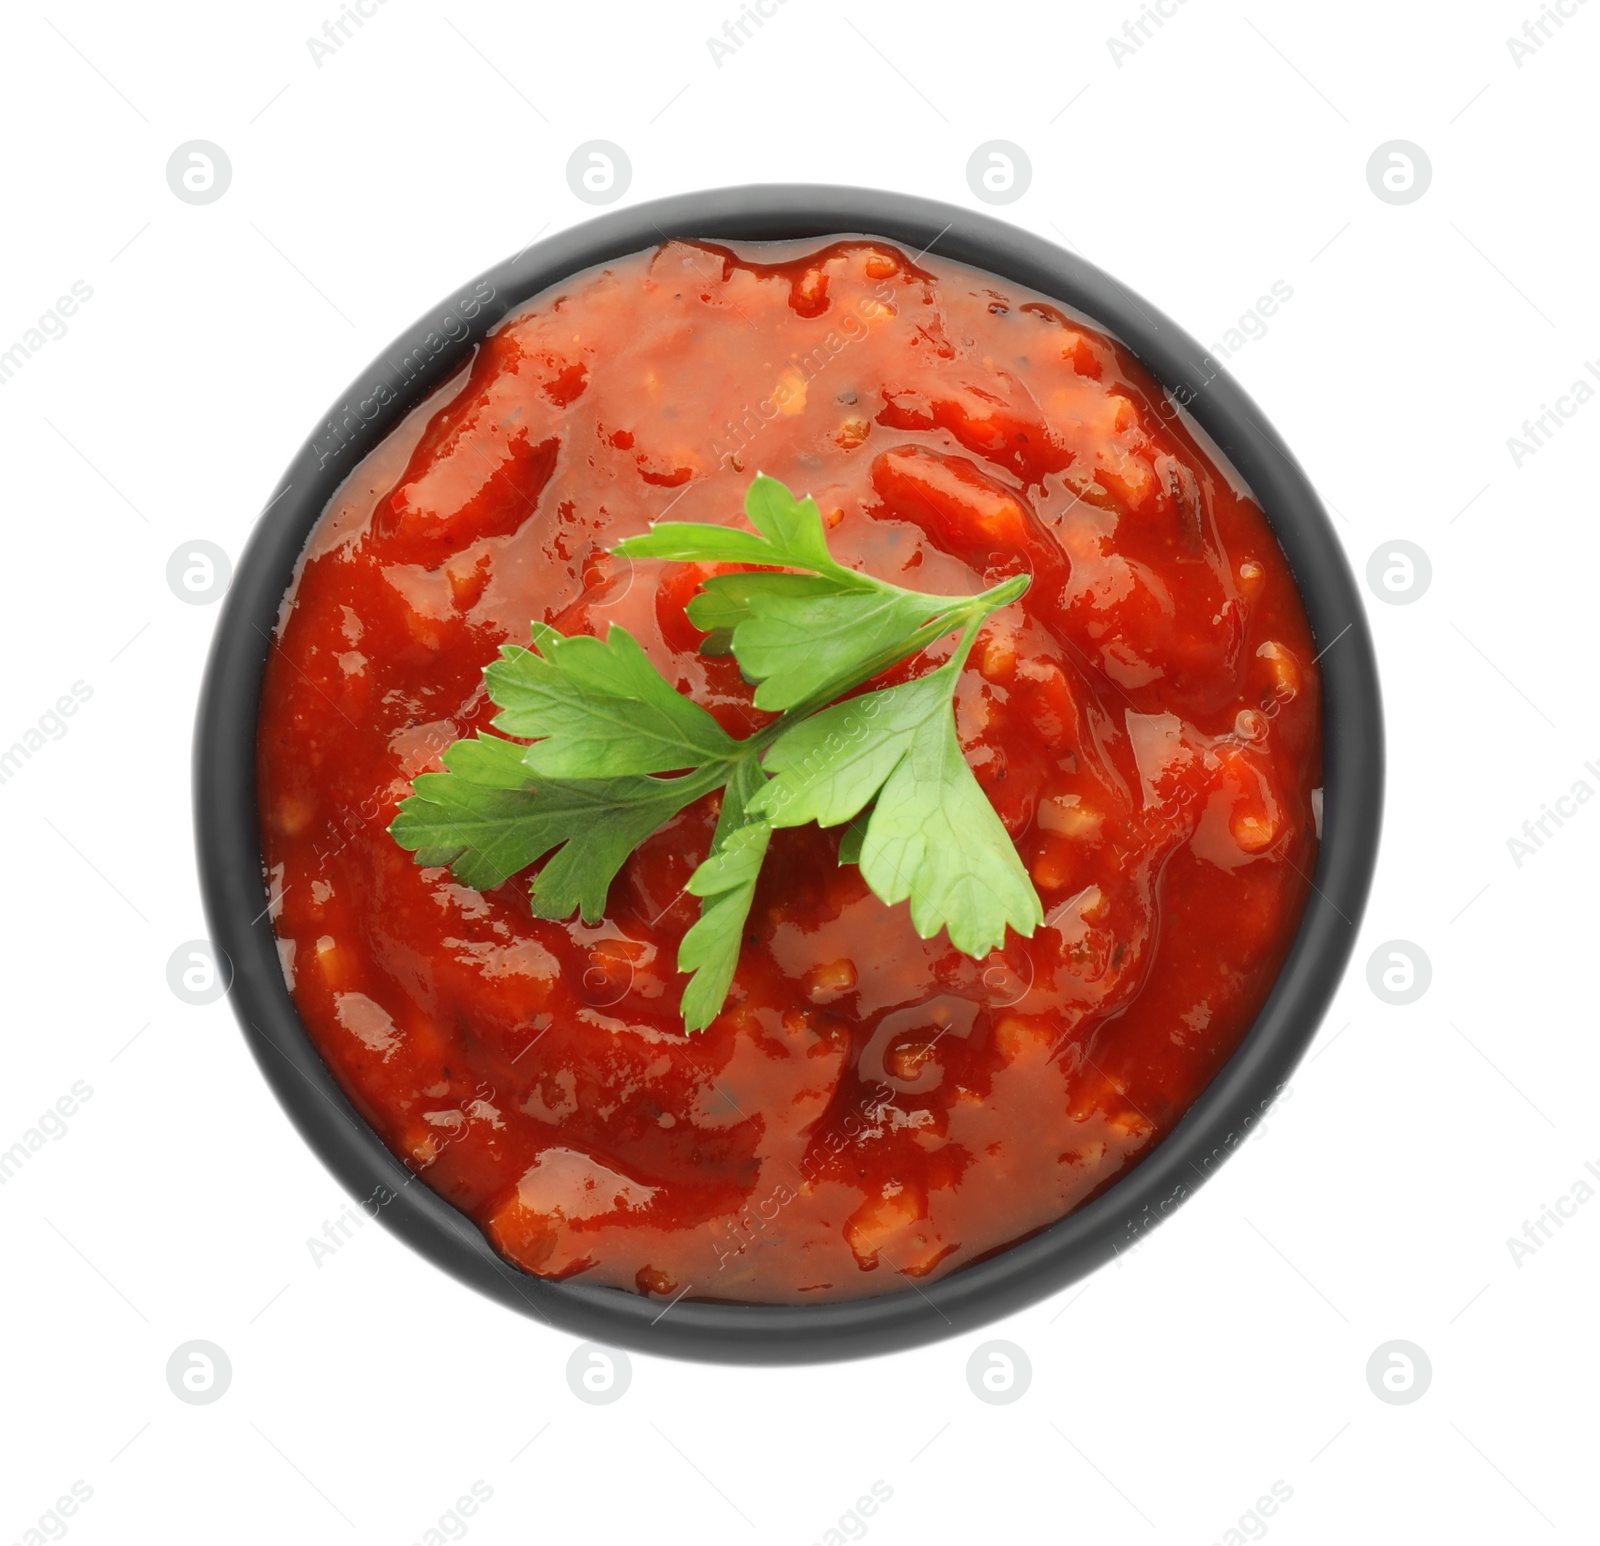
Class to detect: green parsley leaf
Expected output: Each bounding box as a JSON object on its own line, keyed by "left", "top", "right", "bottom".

{"left": 837, "top": 809, "right": 872, "bottom": 867}
{"left": 751, "top": 658, "right": 1042, "bottom": 958}
{"left": 526, "top": 776, "right": 711, "bottom": 925}
{"left": 725, "top": 585, "right": 958, "bottom": 711}
{"left": 750, "top": 670, "right": 953, "bottom": 829}
{"left": 677, "top": 756, "right": 773, "bottom": 1032}
{"left": 684, "top": 571, "right": 854, "bottom": 635}
{"left": 390, "top": 733, "right": 712, "bottom": 923}
{"left": 856, "top": 705, "right": 1042, "bottom": 959}
{"left": 487, "top": 621, "right": 737, "bottom": 777}
{"left": 615, "top": 473, "right": 850, "bottom": 576}
{"left": 743, "top": 472, "right": 836, "bottom": 567}
{"left": 606, "top": 521, "right": 784, "bottom": 569}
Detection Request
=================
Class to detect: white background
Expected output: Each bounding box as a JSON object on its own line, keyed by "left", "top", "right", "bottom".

{"left": 1, "top": 1, "right": 1596, "bottom": 1541}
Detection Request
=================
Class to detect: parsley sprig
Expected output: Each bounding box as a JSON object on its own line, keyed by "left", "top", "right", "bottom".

{"left": 390, "top": 476, "right": 1043, "bottom": 1031}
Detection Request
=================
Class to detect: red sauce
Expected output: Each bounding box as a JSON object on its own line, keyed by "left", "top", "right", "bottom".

{"left": 257, "top": 239, "right": 1321, "bottom": 1303}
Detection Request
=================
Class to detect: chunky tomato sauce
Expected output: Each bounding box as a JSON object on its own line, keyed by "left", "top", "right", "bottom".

{"left": 258, "top": 239, "right": 1321, "bottom": 1303}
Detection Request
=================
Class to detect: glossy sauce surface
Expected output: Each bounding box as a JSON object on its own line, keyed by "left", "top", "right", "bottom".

{"left": 258, "top": 239, "right": 1321, "bottom": 1302}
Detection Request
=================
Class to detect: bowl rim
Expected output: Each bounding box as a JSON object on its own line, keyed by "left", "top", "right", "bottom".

{"left": 194, "top": 182, "right": 1383, "bottom": 1365}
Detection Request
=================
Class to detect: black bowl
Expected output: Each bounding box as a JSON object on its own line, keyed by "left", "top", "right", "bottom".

{"left": 195, "top": 184, "right": 1382, "bottom": 1364}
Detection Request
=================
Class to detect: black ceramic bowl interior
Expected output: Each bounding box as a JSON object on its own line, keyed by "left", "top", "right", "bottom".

{"left": 195, "top": 184, "right": 1382, "bottom": 1365}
